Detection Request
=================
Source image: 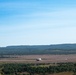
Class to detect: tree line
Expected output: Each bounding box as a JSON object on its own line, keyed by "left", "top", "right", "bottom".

{"left": 1, "top": 44, "right": 76, "bottom": 55}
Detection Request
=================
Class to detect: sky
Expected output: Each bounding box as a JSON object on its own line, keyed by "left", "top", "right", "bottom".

{"left": 0, "top": 0, "right": 76, "bottom": 47}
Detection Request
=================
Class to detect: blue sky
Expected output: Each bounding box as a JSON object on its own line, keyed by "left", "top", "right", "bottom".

{"left": 0, "top": 0, "right": 76, "bottom": 47}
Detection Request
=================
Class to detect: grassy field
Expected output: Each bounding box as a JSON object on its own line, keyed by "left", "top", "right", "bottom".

{"left": 0, "top": 54, "right": 76, "bottom": 63}
{"left": 49, "top": 72, "right": 73, "bottom": 75}
{"left": 0, "top": 55, "right": 76, "bottom": 75}
{"left": 13, "top": 72, "right": 74, "bottom": 75}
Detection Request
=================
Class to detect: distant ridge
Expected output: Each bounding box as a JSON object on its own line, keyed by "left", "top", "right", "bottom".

{"left": 6, "top": 44, "right": 76, "bottom": 49}
{"left": 0, "top": 44, "right": 76, "bottom": 55}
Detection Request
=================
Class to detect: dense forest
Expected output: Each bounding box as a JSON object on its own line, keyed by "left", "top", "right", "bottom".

{"left": 0, "top": 44, "right": 76, "bottom": 55}
{"left": 0, "top": 63, "right": 76, "bottom": 75}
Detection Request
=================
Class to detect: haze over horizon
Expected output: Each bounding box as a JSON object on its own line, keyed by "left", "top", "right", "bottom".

{"left": 0, "top": 0, "right": 76, "bottom": 47}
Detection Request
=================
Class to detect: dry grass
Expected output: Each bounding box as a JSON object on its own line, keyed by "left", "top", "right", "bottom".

{"left": 49, "top": 72, "right": 73, "bottom": 75}
{"left": 0, "top": 55, "right": 76, "bottom": 63}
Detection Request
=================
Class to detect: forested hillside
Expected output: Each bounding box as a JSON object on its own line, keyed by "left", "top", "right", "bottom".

{"left": 0, "top": 44, "right": 76, "bottom": 55}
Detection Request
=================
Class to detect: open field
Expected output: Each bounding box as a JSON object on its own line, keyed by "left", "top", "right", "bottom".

{"left": 16, "top": 72, "right": 74, "bottom": 75}
{"left": 49, "top": 72, "right": 73, "bottom": 75}
{"left": 0, "top": 54, "right": 76, "bottom": 63}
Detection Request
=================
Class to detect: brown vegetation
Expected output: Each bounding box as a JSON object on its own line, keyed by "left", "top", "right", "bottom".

{"left": 0, "top": 54, "right": 76, "bottom": 63}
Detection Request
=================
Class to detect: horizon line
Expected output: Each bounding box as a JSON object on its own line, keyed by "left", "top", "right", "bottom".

{"left": 1, "top": 43, "right": 76, "bottom": 47}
